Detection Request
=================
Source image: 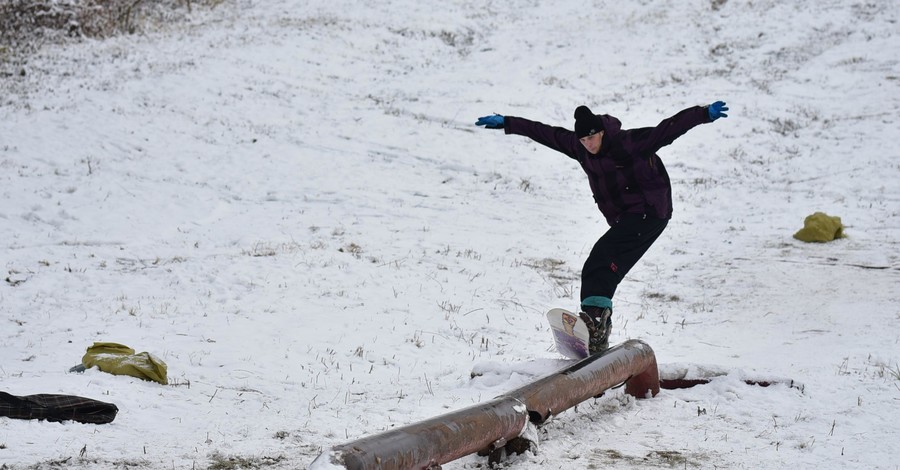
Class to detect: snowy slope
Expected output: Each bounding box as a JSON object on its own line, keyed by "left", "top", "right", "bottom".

{"left": 1, "top": 0, "right": 898, "bottom": 468}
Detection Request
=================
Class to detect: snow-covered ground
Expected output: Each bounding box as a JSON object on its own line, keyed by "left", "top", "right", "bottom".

{"left": 2, "top": 0, "right": 898, "bottom": 468}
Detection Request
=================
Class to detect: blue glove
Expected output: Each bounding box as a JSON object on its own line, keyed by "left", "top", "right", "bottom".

{"left": 476, "top": 114, "right": 505, "bottom": 129}
{"left": 708, "top": 101, "right": 729, "bottom": 121}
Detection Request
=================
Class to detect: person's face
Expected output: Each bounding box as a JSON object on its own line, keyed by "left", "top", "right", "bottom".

{"left": 579, "top": 131, "right": 604, "bottom": 155}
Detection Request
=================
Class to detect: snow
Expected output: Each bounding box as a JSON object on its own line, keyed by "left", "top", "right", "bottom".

{"left": 1, "top": 0, "right": 899, "bottom": 468}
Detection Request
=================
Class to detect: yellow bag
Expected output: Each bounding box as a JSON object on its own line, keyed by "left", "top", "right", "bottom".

{"left": 81, "top": 342, "right": 168, "bottom": 385}
{"left": 793, "top": 212, "right": 846, "bottom": 243}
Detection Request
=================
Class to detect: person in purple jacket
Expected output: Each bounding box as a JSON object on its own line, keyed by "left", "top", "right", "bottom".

{"left": 476, "top": 101, "right": 729, "bottom": 354}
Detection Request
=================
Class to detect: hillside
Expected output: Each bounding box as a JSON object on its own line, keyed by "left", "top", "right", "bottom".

{"left": 1, "top": 0, "right": 898, "bottom": 468}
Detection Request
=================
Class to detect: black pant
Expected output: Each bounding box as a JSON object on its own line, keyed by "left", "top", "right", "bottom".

{"left": 581, "top": 213, "right": 669, "bottom": 301}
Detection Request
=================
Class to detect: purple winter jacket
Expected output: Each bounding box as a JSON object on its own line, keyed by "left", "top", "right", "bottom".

{"left": 504, "top": 106, "right": 711, "bottom": 226}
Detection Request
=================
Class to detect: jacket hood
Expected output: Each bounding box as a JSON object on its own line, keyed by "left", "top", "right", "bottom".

{"left": 599, "top": 114, "right": 622, "bottom": 138}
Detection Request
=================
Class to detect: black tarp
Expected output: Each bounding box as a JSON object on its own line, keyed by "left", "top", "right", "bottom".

{"left": 0, "top": 391, "right": 118, "bottom": 424}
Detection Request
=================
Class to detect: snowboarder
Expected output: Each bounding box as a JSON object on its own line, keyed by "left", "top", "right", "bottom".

{"left": 476, "top": 101, "right": 729, "bottom": 354}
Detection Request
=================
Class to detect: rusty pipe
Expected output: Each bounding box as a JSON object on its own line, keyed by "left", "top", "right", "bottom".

{"left": 310, "top": 339, "right": 659, "bottom": 469}
{"left": 507, "top": 339, "right": 659, "bottom": 423}
{"left": 312, "top": 396, "right": 528, "bottom": 470}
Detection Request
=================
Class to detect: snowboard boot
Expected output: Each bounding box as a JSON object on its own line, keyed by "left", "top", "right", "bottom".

{"left": 579, "top": 306, "right": 612, "bottom": 355}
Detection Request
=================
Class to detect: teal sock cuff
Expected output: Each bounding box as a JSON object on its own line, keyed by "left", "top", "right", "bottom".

{"left": 581, "top": 296, "right": 612, "bottom": 309}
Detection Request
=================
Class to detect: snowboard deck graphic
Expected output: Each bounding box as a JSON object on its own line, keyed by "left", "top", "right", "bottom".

{"left": 547, "top": 308, "right": 590, "bottom": 360}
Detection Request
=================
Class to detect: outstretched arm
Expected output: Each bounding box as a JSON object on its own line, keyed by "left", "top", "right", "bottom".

{"left": 629, "top": 101, "right": 729, "bottom": 155}
{"left": 476, "top": 114, "right": 580, "bottom": 159}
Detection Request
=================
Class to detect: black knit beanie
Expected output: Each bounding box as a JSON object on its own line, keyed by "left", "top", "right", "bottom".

{"left": 574, "top": 105, "right": 604, "bottom": 138}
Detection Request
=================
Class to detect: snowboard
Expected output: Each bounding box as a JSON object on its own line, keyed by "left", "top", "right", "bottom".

{"left": 546, "top": 308, "right": 590, "bottom": 359}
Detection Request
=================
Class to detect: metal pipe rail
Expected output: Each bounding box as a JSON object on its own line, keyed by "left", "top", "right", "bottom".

{"left": 508, "top": 339, "right": 659, "bottom": 423}
{"left": 310, "top": 339, "right": 659, "bottom": 470}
